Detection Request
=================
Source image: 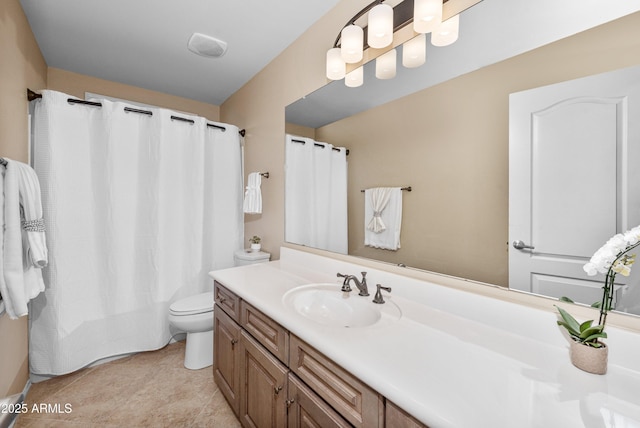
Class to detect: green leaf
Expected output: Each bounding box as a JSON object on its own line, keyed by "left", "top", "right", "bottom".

{"left": 582, "top": 332, "right": 607, "bottom": 345}
{"left": 591, "top": 301, "right": 602, "bottom": 309}
{"left": 579, "top": 325, "right": 604, "bottom": 339}
{"left": 556, "top": 321, "right": 580, "bottom": 337}
{"left": 555, "top": 306, "right": 581, "bottom": 335}
{"left": 579, "top": 320, "right": 593, "bottom": 332}
{"left": 559, "top": 296, "right": 575, "bottom": 303}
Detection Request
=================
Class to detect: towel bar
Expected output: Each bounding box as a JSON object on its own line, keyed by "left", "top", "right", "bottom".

{"left": 360, "top": 186, "right": 411, "bottom": 193}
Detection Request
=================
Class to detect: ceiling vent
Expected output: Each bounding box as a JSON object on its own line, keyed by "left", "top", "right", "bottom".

{"left": 187, "top": 33, "right": 228, "bottom": 58}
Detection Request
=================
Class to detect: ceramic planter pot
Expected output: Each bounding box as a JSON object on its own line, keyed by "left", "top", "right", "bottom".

{"left": 250, "top": 243, "right": 261, "bottom": 252}
{"left": 569, "top": 340, "right": 608, "bottom": 375}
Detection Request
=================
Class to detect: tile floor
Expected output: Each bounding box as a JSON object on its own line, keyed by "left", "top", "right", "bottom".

{"left": 15, "top": 341, "right": 241, "bottom": 427}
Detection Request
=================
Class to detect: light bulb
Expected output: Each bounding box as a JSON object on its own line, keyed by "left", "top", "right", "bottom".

{"left": 341, "top": 25, "right": 363, "bottom": 63}
{"left": 326, "top": 48, "right": 346, "bottom": 80}
{"left": 413, "top": 0, "right": 443, "bottom": 33}
{"left": 375, "top": 49, "right": 396, "bottom": 79}
{"left": 368, "top": 4, "right": 393, "bottom": 49}
{"left": 402, "top": 34, "right": 426, "bottom": 68}
{"left": 431, "top": 14, "right": 459, "bottom": 46}
{"left": 345, "top": 66, "right": 363, "bottom": 87}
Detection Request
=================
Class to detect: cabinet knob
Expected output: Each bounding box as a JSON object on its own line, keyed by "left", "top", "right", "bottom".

{"left": 286, "top": 399, "right": 295, "bottom": 408}
{"left": 274, "top": 386, "right": 283, "bottom": 395}
{"left": 219, "top": 296, "right": 226, "bottom": 304}
{"left": 231, "top": 339, "right": 238, "bottom": 345}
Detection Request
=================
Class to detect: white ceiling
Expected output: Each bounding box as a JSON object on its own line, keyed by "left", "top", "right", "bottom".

{"left": 19, "top": 0, "right": 343, "bottom": 105}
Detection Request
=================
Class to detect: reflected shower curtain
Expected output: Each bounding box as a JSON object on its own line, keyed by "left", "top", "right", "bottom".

{"left": 29, "top": 90, "right": 243, "bottom": 375}
{"left": 285, "top": 135, "right": 348, "bottom": 254}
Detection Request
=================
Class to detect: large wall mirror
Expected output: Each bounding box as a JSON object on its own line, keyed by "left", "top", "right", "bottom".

{"left": 285, "top": 2, "right": 640, "bottom": 318}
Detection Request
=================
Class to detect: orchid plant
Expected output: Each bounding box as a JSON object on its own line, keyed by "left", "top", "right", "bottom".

{"left": 556, "top": 225, "right": 640, "bottom": 348}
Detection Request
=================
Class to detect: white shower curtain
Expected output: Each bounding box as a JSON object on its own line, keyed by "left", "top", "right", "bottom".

{"left": 29, "top": 90, "right": 243, "bottom": 375}
{"left": 285, "top": 134, "right": 348, "bottom": 254}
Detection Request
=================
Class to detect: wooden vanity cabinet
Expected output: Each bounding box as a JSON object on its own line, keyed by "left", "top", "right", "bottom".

{"left": 213, "top": 281, "right": 423, "bottom": 428}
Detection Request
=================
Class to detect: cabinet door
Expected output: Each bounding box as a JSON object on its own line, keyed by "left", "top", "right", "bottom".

{"left": 214, "top": 305, "right": 241, "bottom": 415}
{"left": 385, "top": 401, "right": 428, "bottom": 428}
{"left": 239, "top": 330, "right": 288, "bottom": 428}
{"left": 287, "top": 373, "right": 351, "bottom": 428}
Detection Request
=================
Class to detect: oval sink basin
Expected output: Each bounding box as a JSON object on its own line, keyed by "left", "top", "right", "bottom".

{"left": 282, "top": 283, "right": 400, "bottom": 328}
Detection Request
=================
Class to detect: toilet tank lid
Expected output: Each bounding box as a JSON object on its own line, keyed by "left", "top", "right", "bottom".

{"left": 170, "top": 292, "right": 214, "bottom": 313}
{"left": 234, "top": 249, "right": 271, "bottom": 261}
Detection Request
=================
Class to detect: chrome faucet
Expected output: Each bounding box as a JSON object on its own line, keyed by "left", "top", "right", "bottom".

{"left": 336, "top": 271, "right": 369, "bottom": 296}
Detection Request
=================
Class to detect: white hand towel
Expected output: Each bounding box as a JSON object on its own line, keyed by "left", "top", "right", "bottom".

{"left": 0, "top": 160, "right": 45, "bottom": 319}
{"left": 243, "top": 172, "right": 262, "bottom": 214}
{"left": 364, "top": 187, "right": 402, "bottom": 251}
{"left": 366, "top": 187, "right": 393, "bottom": 233}
{"left": 16, "top": 161, "right": 48, "bottom": 268}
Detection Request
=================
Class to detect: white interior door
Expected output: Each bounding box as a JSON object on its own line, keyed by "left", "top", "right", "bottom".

{"left": 509, "top": 65, "right": 640, "bottom": 305}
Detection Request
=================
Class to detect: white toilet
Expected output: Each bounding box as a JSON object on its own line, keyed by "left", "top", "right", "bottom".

{"left": 169, "top": 249, "right": 270, "bottom": 370}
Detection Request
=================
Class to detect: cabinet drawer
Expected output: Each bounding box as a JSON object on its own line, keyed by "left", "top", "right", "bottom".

{"left": 240, "top": 300, "right": 289, "bottom": 365}
{"left": 214, "top": 281, "right": 241, "bottom": 322}
{"left": 290, "top": 335, "right": 383, "bottom": 428}
{"left": 288, "top": 373, "right": 351, "bottom": 428}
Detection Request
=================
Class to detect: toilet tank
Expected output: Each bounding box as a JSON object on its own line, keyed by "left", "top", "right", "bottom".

{"left": 234, "top": 249, "right": 271, "bottom": 266}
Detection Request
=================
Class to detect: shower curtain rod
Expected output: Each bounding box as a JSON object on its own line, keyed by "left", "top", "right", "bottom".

{"left": 290, "top": 137, "right": 350, "bottom": 156}
{"left": 27, "top": 89, "right": 246, "bottom": 137}
{"left": 360, "top": 186, "right": 412, "bottom": 192}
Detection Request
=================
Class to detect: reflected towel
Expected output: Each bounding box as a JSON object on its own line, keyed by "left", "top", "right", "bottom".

{"left": 0, "top": 160, "right": 45, "bottom": 319}
{"left": 243, "top": 172, "right": 262, "bottom": 214}
{"left": 364, "top": 187, "right": 402, "bottom": 250}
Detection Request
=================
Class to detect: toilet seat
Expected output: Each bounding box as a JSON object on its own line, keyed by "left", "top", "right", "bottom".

{"left": 169, "top": 292, "right": 214, "bottom": 316}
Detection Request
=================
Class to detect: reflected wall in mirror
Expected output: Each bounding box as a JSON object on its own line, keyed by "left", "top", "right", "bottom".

{"left": 285, "top": 10, "right": 640, "bottom": 317}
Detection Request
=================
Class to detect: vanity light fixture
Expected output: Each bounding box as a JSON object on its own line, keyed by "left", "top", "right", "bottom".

{"left": 325, "top": 0, "right": 470, "bottom": 87}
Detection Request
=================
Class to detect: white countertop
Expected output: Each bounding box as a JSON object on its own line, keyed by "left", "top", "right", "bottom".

{"left": 210, "top": 248, "right": 640, "bottom": 428}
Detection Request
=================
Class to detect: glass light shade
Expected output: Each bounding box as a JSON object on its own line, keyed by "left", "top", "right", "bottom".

{"left": 326, "top": 48, "right": 346, "bottom": 80}
{"left": 368, "top": 4, "right": 394, "bottom": 49}
{"left": 341, "top": 25, "right": 364, "bottom": 63}
{"left": 345, "top": 66, "right": 363, "bottom": 87}
{"left": 375, "top": 49, "right": 396, "bottom": 79}
{"left": 431, "top": 14, "right": 459, "bottom": 46}
{"left": 402, "top": 34, "right": 426, "bottom": 68}
{"left": 413, "top": 0, "right": 443, "bottom": 33}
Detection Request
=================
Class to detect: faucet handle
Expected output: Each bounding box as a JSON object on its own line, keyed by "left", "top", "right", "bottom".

{"left": 337, "top": 273, "right": 352, "bottom": 292}
{"left": 373, "top": 284, "right": 391, "bottom": 304}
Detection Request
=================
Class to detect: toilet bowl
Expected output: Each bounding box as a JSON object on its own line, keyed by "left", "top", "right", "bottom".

{"left": 169, "top": 292, "right": 214, "bottom": 370}
{"left": 170, "top": 250, "right": 271, "bottom": 370}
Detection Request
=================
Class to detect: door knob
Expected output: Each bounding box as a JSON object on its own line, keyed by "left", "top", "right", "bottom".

{"left": 513, "top": 240, "right": 535, "bottom": 250}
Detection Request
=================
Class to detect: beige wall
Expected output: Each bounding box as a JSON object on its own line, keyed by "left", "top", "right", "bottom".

{"left": 47, "top": 68, "right": 220, "bottom": 120}
{"left": 0, "top": 0, "right": 47, "bottom": 397}
{"left": 221, "top": 0, "right": 373, "bottom": 259}
{"left": 225, "top": 9, "right": 640, "bottom": 285}
{"left": 315, "top": 11, "right": 640, "bottom": 287}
